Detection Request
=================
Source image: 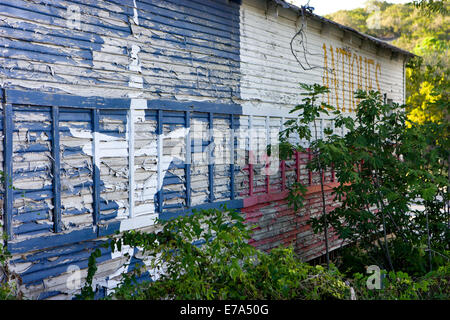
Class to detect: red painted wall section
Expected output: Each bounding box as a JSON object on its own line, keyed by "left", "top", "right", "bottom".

{"left": 242, "top": 187, "right": 343, "bottom": 261}
{"left": 241, "top": 150, "right": 343, "bottom": 262}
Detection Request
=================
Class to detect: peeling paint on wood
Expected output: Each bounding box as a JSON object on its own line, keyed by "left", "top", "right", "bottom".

{"left": 0, "top": 0, "right": 410, "bottom": 299}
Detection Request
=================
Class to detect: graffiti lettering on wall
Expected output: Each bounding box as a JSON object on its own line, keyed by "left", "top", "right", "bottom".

{"left": 322, "top": 43, "right": 382, "bottom": 112}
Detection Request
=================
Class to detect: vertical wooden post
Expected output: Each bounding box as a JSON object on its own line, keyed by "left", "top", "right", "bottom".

{"left": 280, "top": 117, "right": 286, "bottom": 191}
{"left": 2, "top": 91, "right": 13, "bottom": 239}
{"left": 248, "top": 115, "right": 254, "bottom": 196}
{"left": 51, "top": 105, "right": 62, "bottom": 233}
{"left": 208, "top": 112, "right": 214, "bottom": 202}
{"left": 157, "top": 110, "right": 163, "bottom": 213}
{"left": 265, "top": 116, "right": 270, "bottom": 194}
{"left": 295, "top": 151, "right": 300, "bottom": 183}
{"left": 308, "top": 148, "right": 312, "bottom": 185}
{"left": 92, "top": 108, "right": 100, "bottom": 226}
{"left": 230, "top": 114, "right": 235, "bottom": 200}
{"left": 128, "top": 109, "right": 135, "bottom": 218}
{"left": 185, "top": 111, "right": 191, "bottom": 207}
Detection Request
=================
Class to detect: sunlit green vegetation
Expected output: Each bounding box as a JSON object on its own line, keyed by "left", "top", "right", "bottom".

{"left": 326, "top": 0, "right": 449, "bottom": 124}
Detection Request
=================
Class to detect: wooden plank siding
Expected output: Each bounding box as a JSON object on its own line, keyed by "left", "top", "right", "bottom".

{"left": 0, "top": 0, "right": 412, "bottom": 299}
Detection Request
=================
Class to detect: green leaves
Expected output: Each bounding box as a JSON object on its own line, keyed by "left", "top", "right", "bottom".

{"left": 283, "top": 81, "right": 448, "bottom": 274}
{"left": 101, "top": 206, "right": 258, "bottom": 300}
{"left": 76, "top": 248, "right": 102, "bottom": 300}
{"left": 349, "top": 261, "right": 450, "bottom": 300}
{"left": 0, "top": 237, "right": 22, "bottom": 300}
{"left": 421, "top": 185, "right": 438, "bottom": 201}
{"left": 78, "top": 206, "right": 353, "bottom": 300}
{"left": 280, "top": 83, "right": 336, "bottom": 148}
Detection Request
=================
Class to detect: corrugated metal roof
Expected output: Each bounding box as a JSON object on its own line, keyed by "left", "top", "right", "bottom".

{"left": 272, "top": 0, "right": 416, "bottom": 58}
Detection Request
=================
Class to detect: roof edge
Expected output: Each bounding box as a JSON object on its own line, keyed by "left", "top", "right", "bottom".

{"left": 272, "top": 0, "right": 416, "bottom": 59}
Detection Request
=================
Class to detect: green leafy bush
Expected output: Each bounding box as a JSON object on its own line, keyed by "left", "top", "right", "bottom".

{"left": 93, "top": 206, "right": 351, "bottom": 300}
{"left": 77, "top": 205, "right": 449, "bottom": 300}
{"left": 279, "top": 83, "right": 448, "bottom": 275}
{"left": 0, "top": 237, "right": 22, "bottom": 300}
{"left": 337, "top": 240, "right": 449, "bottom": 278}
{"left": 350, "top": 262, "right": 449, "bottom": 300}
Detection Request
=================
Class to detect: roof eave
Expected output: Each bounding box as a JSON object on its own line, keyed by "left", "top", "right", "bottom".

{"left": 271, "top": 0, "right": 416, "bottom": 59}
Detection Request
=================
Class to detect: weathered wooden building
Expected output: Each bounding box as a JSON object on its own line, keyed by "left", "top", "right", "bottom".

{"left": 0, "top": 0, "right": 413, "bottom": 299}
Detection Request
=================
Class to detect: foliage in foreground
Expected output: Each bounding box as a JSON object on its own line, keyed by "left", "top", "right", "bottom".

{"left": 0, "top": 236, "right": 22, "bottom": 300}
{"left": 84, "top": 207, "right": 350, "bottom": 300}
{"left": 350, "top": 263, "right": 449, "bottom": 300}
{"left": 76, "top": 207, "right": 449, "bottom": 300}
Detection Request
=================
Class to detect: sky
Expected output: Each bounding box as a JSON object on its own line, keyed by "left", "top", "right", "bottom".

{"left": 288, "top": 0, "right": 412, "bottom": 16}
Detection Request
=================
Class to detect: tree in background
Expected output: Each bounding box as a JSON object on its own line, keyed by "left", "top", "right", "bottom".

{"left": 413, "top": 0, "right": 448, "bottom": 15}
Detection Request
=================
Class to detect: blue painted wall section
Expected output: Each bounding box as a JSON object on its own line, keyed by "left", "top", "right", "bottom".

{"left": 0, "top": 0, "right": 243, "bottom": 299}
{"left": 0, "top": 0, "right": 241, "bottom": 101}
{"left": 2, "top": 88, "right": 244, "bottom": 297}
